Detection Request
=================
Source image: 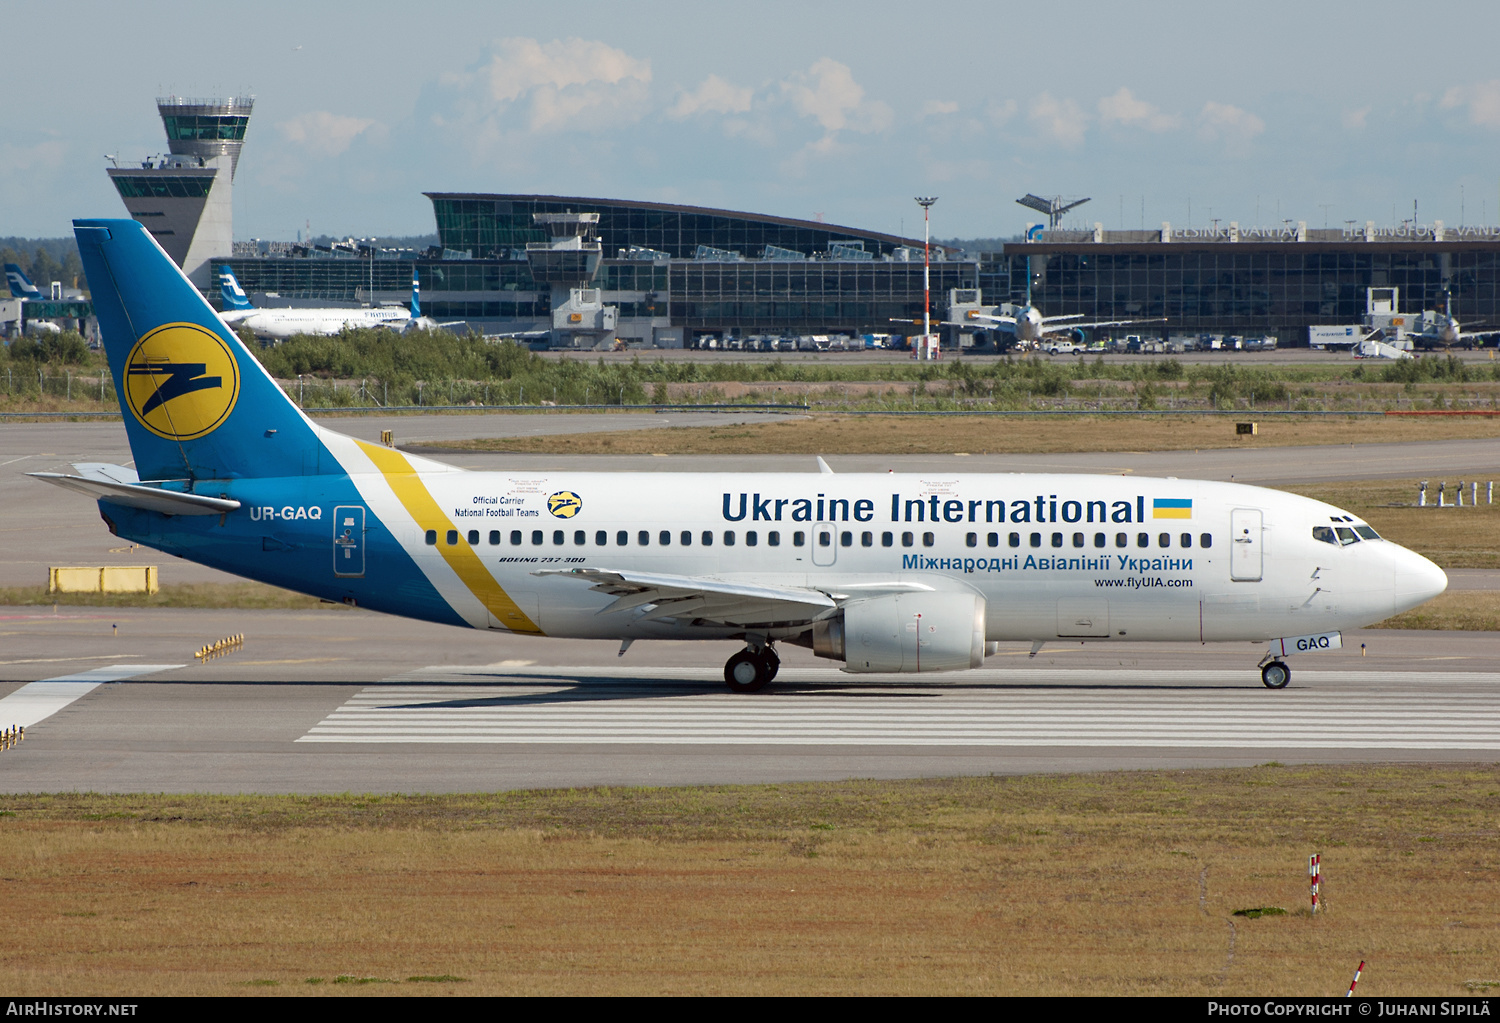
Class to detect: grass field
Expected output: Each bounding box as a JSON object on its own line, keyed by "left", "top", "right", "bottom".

{"left": 0, "top": 766, "right": 1494, "bottom": 996}
{"left": 0, "top": 582, "right": 336, "bottom": 610}
{"left": 421, "top": 412, "right": 1500, "bottom": 456}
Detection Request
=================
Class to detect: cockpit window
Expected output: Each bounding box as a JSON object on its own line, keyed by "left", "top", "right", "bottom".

{"left": 1354, "top": 525, "right": 1381, "bottom": 540}
{"left": 1335, "top": 526, "right": 1359, "bottom": 545}
{"left": 1312, "top": 525, "right": 1338, "bottom": 545}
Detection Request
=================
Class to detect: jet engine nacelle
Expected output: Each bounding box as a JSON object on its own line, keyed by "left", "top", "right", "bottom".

{"left": 810, "top": 591, "right": 986, "bottom": 673}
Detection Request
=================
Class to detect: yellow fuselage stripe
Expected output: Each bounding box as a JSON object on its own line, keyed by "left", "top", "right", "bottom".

{"left": 355, "top": 440, "right": 542, "bottom": 634}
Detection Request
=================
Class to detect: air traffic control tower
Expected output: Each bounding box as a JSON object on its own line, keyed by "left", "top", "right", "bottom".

{"left": 107, "top": 96, "right": 253, "bottom": 288}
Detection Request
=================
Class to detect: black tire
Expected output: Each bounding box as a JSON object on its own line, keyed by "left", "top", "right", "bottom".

{"left": 725, "top": 650, "right": 771, "bottom": 693}
{"left": 760, "top": 648, "right": 781, "bottom": 683}
{"left": 1261, "top": 660, "right": 1291, "bottom": 689}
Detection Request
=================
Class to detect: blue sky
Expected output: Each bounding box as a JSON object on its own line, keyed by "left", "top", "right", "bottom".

{"left": 4, "top": 0, "right": 1500, "bottom": 241}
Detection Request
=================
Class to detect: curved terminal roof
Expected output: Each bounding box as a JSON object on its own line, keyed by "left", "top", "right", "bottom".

{"left": 425, "top": 192, "right": 951, "bottom": 261}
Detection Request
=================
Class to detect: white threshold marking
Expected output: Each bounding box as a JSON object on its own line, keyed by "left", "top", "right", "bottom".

{"left": 298, "top": 667, "right": 1500, "bottom": 749}
{"left": 0, "top": 664, "right": 182, "bottom": 729}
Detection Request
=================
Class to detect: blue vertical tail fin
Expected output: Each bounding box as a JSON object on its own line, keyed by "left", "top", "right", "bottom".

{"left": 74, "top": 219, "right": 332, "bottom": 482}
{"left": 219, "top": 265, "right": 254, "bottom": 310}
{"left": 410, "top": 270, "right": 421, "bottom": 319}
{"left": 4, "top": 263, "right": 42, "bottom": 299}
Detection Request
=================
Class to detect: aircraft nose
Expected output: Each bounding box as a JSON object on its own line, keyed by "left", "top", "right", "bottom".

{"left": 1392, "top": 546, "right": 1447, "bottom": 612}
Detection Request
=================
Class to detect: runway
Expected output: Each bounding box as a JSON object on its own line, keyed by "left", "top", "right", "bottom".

{"left": 0, "top": 605, "right": 1495, "bottom": 793}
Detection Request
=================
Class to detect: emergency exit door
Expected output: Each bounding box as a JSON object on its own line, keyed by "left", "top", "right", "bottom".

{"left": 1230, "top": 508, "right": 1262, "bottom": 582}
{"left": 333, "top": 505, "right": 365, "bottom": 577}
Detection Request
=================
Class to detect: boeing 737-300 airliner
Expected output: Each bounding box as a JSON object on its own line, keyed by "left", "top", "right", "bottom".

{"left": 31, "top": 220, "right": 1448, "bottom": 692}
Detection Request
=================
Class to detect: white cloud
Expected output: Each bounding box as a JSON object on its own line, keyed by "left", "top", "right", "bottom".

{"left": 986, "top": 99, "right": 1018, "bottom": 126}
{"left": 1343, "top": 105, "right": 1371, "bottom": 130}
{"left": 1197, "top": 101, "right": 1265, "bottom": 150}
{"left": 439, "top": 36, "right": 652, "bottom": 135}
{"left": 1441, "top": 80, "right": 1500, "bottom": 128}
{"left": 1097, "top": 87, "right": 1179, "bottom": 132}
{"left": 1028, "top": 93, "right": 1089, "bottom": 146}
{"left": 276, "top": 112, "right": 381, "bottom": 158}
{"left": 0, "top": 138, "right": 66, "bottom": 172}
{"left": 782, "top": 58, "right": 892, "bottom": 134}
{"left": 670, "top": 74, "right": 753, "bottom": 118}
{"left": 922, "top": 99, "right": 959, "bottom": 117}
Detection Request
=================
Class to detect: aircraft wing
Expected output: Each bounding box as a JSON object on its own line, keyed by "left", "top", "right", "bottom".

{"left": 1043, "top": 317, "right": 1168, "bottom": 332}
{"left": 28, "top": 470, "right": 241, "bottom": 516}
{"left": 533, "top": 567, "right": 837, "bottom": 627}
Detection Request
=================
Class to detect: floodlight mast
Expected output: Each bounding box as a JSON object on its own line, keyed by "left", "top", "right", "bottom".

{"left": 916, "top": 197, "right": 937, "bottom": 357}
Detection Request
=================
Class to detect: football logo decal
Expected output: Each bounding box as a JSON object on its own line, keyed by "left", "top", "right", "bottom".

{"left": 547, "top": 491, "right": 583, "bottom": 518}
{"left": 123, "top": 322, "right": 240, "bottom": 441}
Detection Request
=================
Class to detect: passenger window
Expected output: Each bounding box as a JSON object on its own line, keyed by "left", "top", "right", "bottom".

{"left": 922, "top": 532, "right": 935, "bottom": 547}
{"left": 1030, "top": 532, "right": 1041, "bottom": 548}
{"left": 466, "top": 530, "right": 479, "bottom": 545}
{"left": 1354, "top": 525, "right": 1380, "bottom": 540}
{"left": 862, "top": 531, "right": 873, "bottom": 547}
{"left": 817, "top": 531, "right": 830, "bottom": 547}
{"left": 882, "top": 532, "right": 894, "bottom": 547}
{"left": 769, "top": 531, "right": 781, "bottom": 546}
{"left": 702, "top": 531, "right": 714, "bottom": 546}
{"left": 1181, "top": 533, "right": 1192, "bottom": 548}
{"left": 1312, "top": 526, "right": 1337, "bottom": 546}
{"left": 988, "top": 533, "right": 999, "bottom": 548}
{"left": 1200, "top": 533, "right": 1212, "bottom": 548}
{"left": 1159, "top": 532, "right": 1170, "bottom": 548}
{"left": 966, "top": 533, "right": 978, "bottom": 548}
{"left": 446, "top": 530, "right": 458, "bottom": 546}
{"left": 901, "top": 532, "right": 914, "bottom": 547}
{"left": 596, "top": 531, "right": 607, "bottom": 546}
{"left": 1094, "top": 532, "right": 1105, "bottom": 548}
{"left": 639, "top": 531, "right": 650, "bottom": 546}
{"left": 681, "top": 530, "right": 692, "bottom": 546}
{"left": 489, "top": 530, "right": 501, "bottom": 546}
{"left": 1051, "top": 532, "right": 1063, "bottom": 548}
{"left": 510, "top": 530, "right": 522, "bottom": 545}
{"left": 617, "top": 530, "right": 629, "bottom": 546}
{"left": 1009, "top": 532, "right": 1020, "bottom": 548}
{"left": 1072, "top": 532, "right": 1084, "bottom": 548}
{"left": 1137, "top": 532, "right": 1149, "bottom": 548}
{"left": 724, "top": 530, "right": 736, "bottom": 546}
{"left": 1335, "top": 526, "right": 1359, "bottom": 545}
{"left": 746, "top": 531, "right": 758, "bottom": 546}
{"left": 659, "top": 530, "right": 671, "bottom": 546}
{"left": 794, "top": 532, "right": 805, "bottom": 546}
{"left": 840, "top": 530, "right": 852, "bottom": 547}
{"left": 1115, "top": 532, "right": 1127, "bottom": 548}
{"left": 424, "top": 529, "right": 437, "bottom": 545}
{"left": 530, "top": 530, "right": 543, "bottom": 546}
{"left": 573, "top": 530, "right": 584, "bottom": 545}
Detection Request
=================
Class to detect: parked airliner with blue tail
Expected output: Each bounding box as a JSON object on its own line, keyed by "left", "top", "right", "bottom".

{"left": 32, "top": 219, "right": 1447, "bottom": 691}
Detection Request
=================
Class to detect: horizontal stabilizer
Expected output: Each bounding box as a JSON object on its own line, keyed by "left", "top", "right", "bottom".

{"left": 28, "top": 472, "right": 241, "bottom": 516}
{"left": 534, "top": 567, "right": 836, "bottom": 627}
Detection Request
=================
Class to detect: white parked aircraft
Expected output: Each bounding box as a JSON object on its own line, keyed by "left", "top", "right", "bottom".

{"left": 217, "top": 265, "right": 412, "bottom": 338}
{"left": 1406, "top": 292, "right": 1499, "bottom": 350}
{"left": 38, "top": 219, "right": 1449, "bottom": 694}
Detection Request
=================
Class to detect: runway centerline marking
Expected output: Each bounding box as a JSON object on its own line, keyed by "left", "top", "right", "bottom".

{"left": 0, "top": 664, "right": 183, "bottom": 729}
{"left": 297, "top": 667, "right": 1500, "bottom": 749}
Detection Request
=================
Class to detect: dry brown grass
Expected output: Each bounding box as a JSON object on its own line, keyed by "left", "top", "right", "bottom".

{"left": 0, "top": 582, "right": 334, "bottom": 610}
{"left": 419, "top": 413, "right": 1500, "bottom": 457}
{"left": 1372, "top": 590, "right": 1500, "bottom": 631}
{"left": 1278, "top": 478, "right": 1500, "bottom": 570}
{"left": 1, "top": 766, "right": 1496, "bottom": 996}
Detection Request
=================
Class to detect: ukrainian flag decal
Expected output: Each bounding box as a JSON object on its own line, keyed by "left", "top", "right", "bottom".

{"left": 1153, "top": 498, "right": 1192, "bottom": 519}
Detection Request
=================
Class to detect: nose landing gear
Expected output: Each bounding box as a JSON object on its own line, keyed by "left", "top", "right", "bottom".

{"left": 724, "top": 644, "right": 780, "bottom": 693}
{"left": 1260, "top": 660, "right": 1291, "bottom": 689}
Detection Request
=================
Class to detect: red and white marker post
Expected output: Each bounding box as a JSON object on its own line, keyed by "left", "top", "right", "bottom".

{"left": 1309, "top": 853, "right": 1321, "bottom": 914}
{"left": 1346, "top": 960, "right": 1364, "bottom": 997}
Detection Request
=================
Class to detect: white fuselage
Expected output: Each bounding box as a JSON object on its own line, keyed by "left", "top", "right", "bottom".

{"left": 337, "top": 460, "right": 1445, "bottom": 647}
{"left": 222, "top": 306, "right": 410, "bottom": 339}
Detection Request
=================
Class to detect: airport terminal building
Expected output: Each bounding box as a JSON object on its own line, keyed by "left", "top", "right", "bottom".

{"left": 220, "top": 198, "right": 1500, "bottom": 347}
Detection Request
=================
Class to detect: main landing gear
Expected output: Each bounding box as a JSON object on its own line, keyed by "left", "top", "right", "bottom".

{"left": 725, "top": 644, "right": 780, "bottom": 693}
{"left": 1260, "top": 660, "right": 1291, "bottom": 689}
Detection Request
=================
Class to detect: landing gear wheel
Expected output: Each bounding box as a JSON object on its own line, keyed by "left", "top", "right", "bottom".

{"left": 725, "top": 650, "right": 771, "bottom": 693}
{"left": 1261, "top": 660, "right": 1291, "bottom": 689}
